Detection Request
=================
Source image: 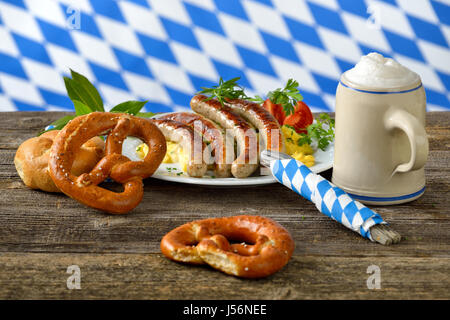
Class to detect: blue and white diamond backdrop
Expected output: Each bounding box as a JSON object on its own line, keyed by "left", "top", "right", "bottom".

{"left": 0, "top": 0, "right": 449, "bottom": 113}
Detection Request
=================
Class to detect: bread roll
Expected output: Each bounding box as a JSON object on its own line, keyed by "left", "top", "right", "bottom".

{"left": 14, "top": 130, "right": 104, "bottom": 192}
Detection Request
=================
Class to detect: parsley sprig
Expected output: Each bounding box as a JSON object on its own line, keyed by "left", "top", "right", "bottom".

{"left": 39, "top": 69, "right": 154, "bottom": 135}
{"left": 251, "top": 79, "right": 303, "bottom": 116}
{"left": 197, "top": 77, "right": 251, "bottom": 106}
{"left": 297, "top": 113, "right": 335, "bottom": 151}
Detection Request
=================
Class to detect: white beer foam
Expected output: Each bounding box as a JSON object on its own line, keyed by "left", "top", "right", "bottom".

{"left": 344, "top": 52, "right": 420, "bottom": 88}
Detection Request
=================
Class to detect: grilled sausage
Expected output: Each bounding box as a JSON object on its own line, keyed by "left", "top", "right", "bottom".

{"left": 190, "top": 95, "right": 258, "bottom": 178}
{"left": 151, "top": 119, "right": 208, "bottom": 177}
{"left": 158, "top": 112, "right": 232, "bottom": 178}
{"left": 225, "top": 98, "right": 285, "bottom": 153}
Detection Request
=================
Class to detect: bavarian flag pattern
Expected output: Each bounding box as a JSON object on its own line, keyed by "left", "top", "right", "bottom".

{"left": 271, "top": 158, "right": 385, "bottom": 241}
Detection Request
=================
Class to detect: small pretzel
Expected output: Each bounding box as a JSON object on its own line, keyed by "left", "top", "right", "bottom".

{"left": 160, "top": 215, "right": 294, "bottom": 278}
{"left": 48, "top": 112, "right": 166, "bottom": 214}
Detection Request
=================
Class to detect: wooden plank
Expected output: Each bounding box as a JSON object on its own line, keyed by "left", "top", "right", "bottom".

{"left": 0, "top": 111, "right": 448, "bottom": 299}
{"left": 0, "top": 253, "right": 448, "bottom": 299}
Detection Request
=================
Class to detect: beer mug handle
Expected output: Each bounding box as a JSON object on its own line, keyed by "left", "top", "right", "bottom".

{"left": 385, "top": 109, "right": 429, "bottom": 173}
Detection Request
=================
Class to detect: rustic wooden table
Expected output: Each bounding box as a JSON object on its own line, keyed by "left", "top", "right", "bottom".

{"left": 0, "top": 111, "right": 448, "bottom": 300}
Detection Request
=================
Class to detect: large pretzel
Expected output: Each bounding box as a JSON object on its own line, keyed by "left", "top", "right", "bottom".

{"left": 48, "top": 112, "right": 166, "bottom": 214}
{"left": 160, "top": 215, "right": 294, "bottom": 278}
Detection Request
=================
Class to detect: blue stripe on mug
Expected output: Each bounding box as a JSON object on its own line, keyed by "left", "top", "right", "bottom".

{"left": 340, "top": 82, "right": 423, "bottom": 94}
{"left": 348, "top": 187, "right": 426, "bottom": 202}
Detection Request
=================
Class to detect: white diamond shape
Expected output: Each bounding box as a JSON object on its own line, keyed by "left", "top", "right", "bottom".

{"left": 242, "top": 0, "right": 290, "bottom": 39}
{"left": 95, "top": 16, "right": 144, "bottom": 56}
{"left": 170, "top": 42, "right": 218, "bottom": 81}
{"left": 281, "top": 170, "right": 292, "bottom": 190}
{"left": 98, "top": 83, "right": 137, "bottom": 110}
{"left": 47, "top": 44, "right": 95, "bottom": 79}
{"left": 341, "top": 12, "right": 391, "bottom": 53}
{"left": 352, "top": 212, "right": 364, "bottom": 229}
{"left": 337, "top": 194, "right": 352, "bottom": 210}
{"left": 294, "top": 42, "right": 341, "bottom": 79}
{"left": 146, "top": 57, "right": 194, "bottom": 94}
{"left": 396, "top": 0, "right": 439, "bottom": 23}
{"left": 218, "top": 13, "right": 267, "bottom": 53}
{"left": 72, "top": 32, "right": 120, "bottom": 70}
{"left": 317, "top": 26, "right": 362, "bottom": 63}
{"left": 290, "top": 168, "right": 305, "bottom": 192}
{"left": 0, "top": 73, "right": 44, "bottom": 105}
{"left": 270, "top": 56, "right": 321, "bottom": 94}
{"left": 0, "top": 26, "right": 19, "bottom": 57}
{"left": 24, "top": 0, "right": 67, "bottom": 27}
{"left": 194, "top": 28, "right": 243, "bottom": 68}
{"left": 0, "top": 94, "right": 16, "bottom": 111}
{"left": 272, "top": 0, "right": 315, "bottom": 25}
{"left": 417, "top": 40, "right": 450, "bottom": 74}
{"left": 122, "top": 72, "right": 170, "bottom": 103}
{"left": 322, "top": 188, "right": 336, "bottom": 214}
{"left": 148, "top": 0, "right": 191, "bottom": 25}
{"left": 0, "top": 2, "right": 43, "bottom": 42}
{"left": 119, "top": 1, "right": 167, "bottom": 40}
{"left": 375, "top": 1, "right": 415, "bottom": 39}
{"left": 22, "top": 58, "right": 66, "bottom": 93}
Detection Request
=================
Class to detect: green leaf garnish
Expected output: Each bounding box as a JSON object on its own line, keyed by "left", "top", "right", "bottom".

{"left": 197, "top": 77, "right": 251, "bottom": 106}
{"left": 265, "top": 79, "right": 303, "bottom": 116}
{"left": 136, "top": 112, "right": 156, "bottom": 118}
{"left": 73, "top": 100, "right": 93, "bottom": 116}
{"left": 39, "top": 70, "right": 153, "bottom": 136}
{"left": 110, "top": 100, "right": 148, "bottom": 115}
{"left": 297, "top": 113, "right": 335, "bottom": 151}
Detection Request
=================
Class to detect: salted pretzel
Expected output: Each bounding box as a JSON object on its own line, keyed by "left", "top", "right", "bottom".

{"left": 48, "top": 112, "right": 166, "bottom": 214}
{"left": 160, "top": 215, "right": 294, "bottom": 278}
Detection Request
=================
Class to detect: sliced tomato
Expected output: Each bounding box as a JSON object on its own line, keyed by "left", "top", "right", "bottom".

{"left": 283, "top": 101, "right": 314, "bottom": 134}
{"left": 262, "top": 99, "right": 285, "bottom": 125}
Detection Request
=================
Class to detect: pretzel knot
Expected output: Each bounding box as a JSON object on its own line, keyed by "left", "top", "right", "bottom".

{"left": 48, "top": 112, "right": 166, "bottom": 214}
{"left": 160, "top": 215, "right": 294, "bottom": 278}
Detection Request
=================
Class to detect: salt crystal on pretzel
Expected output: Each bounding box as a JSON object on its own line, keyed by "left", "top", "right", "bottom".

{"left": 48, "top": 112, "right": 166, "bottom": 214}
{"left": 160, "top": 215, "right": 295, "bottom": 278}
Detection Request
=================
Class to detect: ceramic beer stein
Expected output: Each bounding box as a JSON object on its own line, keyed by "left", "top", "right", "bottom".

{"left": 331, "top": 53, "right": 429, "bottom": 205}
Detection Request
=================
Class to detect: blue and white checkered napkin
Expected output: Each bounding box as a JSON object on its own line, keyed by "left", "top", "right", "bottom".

{"left": 268, "top": 157, "right": 386, "bottom": 241}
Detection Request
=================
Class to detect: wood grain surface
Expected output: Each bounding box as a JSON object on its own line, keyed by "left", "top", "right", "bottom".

{"left": 0, "top": 111, "right": 448, "bottom": 300}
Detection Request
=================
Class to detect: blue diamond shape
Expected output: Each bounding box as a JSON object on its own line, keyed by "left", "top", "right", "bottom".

{"left": 308, "top": 2, "right": 348, "bottom": 34}
{"left": 13, "top": 99, "right": 46, "bottom": 111}
{"left": 39, "top": 88, "right": 73, "bottom": 110}
{"left": 89, "top": 0, "right": 125, "bottom": 23}
{"left": 37, "top": 19, "right": 77, "bottom": 52}
{"left": 407, "top": 15, "right": 447, "bottom": 47}
{"left": 146, "top": 101, "right": 173, "bottom": 113}
{"left": 331, "top": 200, "right": 343, "bottom": 223}
{"left": 301, "top": 90, "right": 331, "bottom": 111}
{"left": 236, "top": 46, "right": 276, "bottom": 76}
{"left": 188, "top": 74, "right": 216, "bottom": 92}
{"left": 126, "top": 0, "right": 150, "bottom": 8}
{"left": 317, "top": 179, "right": 332, "bottom": 198}
{"left": 383, "top": 30, "right": 425, "bottom": 62}
{"left": 60, "top": 4, "right": 102, "bottom": 39}
{"left": 284, "top": 159, "right": 301, "bottom": 179}
{"left": 137, "top": 33, "right": 177, "bottom": 64}
{"left": 184, "top": 3, "right": 224, "bottom": 35}
{"left": 284, "top": 17, "right": 324, "bottom": 49}
{"left": 211, "top": 60, "right": 252, "bottom": 89}
{"left": 337, "top": 0, "right": 367, "bottom": 17}
{"left": 437, "top": 71, "right": 450, "bottom": 92}
{"left": 213, "top": 0, "right": 248, "bottom": 19}
{"left": 113, "top": 48, "right": 153, "bottom": 78}
{"left": 425, "top": 87, "right": 450, "bottom": 109}
{"left": 431, "top": 1, "right": 450, "bottom": 26}
{"left": 3, "top": 0, "right": 25, "bottom": 8}
{"left": 12, "top": 33, "right": 52, "bottom": 65}
{"left": 165, "top": 86, "right": 191, "bottom": 106}
{"left": 312, "top": 73, "right": 339, "bottom": 95}
{"left": 89, "top": 62, "right": 128, "bottom": 91}
{"left": 260, "top": 31, "right": 300, "bottom": 63}
{"left": 160, "top": 17, "right": 200, "bottom": 49}
{"left": 343, "top": 201, "right": 358, "bottom": 225}
{"left": 335, "top": 57, "right": 354, "bottom": 74}
{"left": 0, "top": 52, "right": 27, "bottom": 79}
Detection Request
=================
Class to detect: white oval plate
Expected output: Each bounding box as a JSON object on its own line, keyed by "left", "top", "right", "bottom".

{"left": 142, "top": 112, "right": 334, "bottom": 187}
{"left": 151, "top": 144, "right": 334, "bottom": 187}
